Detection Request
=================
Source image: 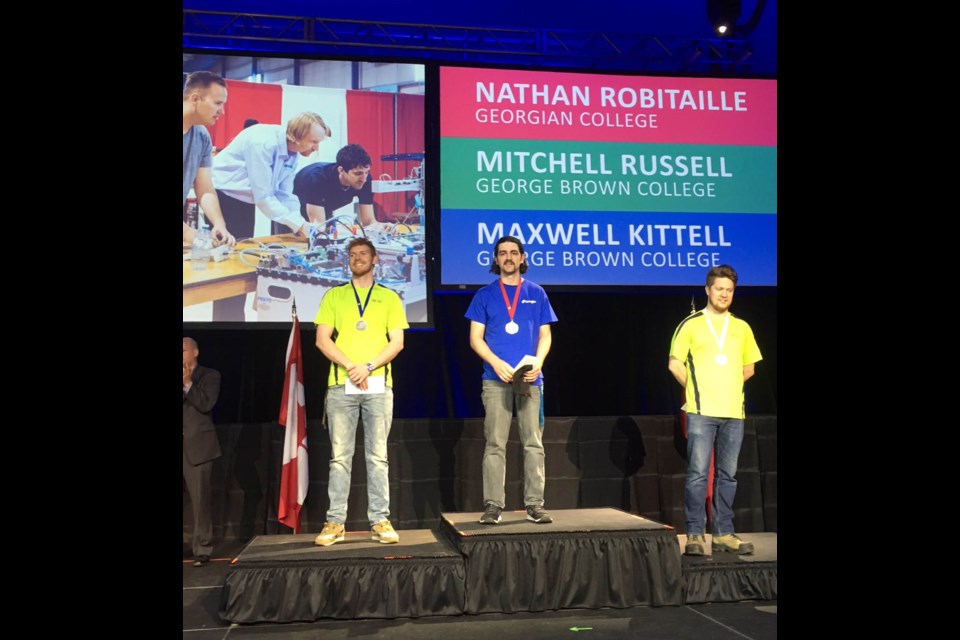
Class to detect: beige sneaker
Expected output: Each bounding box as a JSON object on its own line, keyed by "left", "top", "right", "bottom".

{"left": 712, "top": 533, "right": 754, "bottom": 554}
{"left": 371, "top": 520, "right": 399, "bottom": 544}
{"left": 685, "top": 534, "right": 706, "bottom": 556}
{"left": 315, "top": 522, "right": 345, "bottom": 547}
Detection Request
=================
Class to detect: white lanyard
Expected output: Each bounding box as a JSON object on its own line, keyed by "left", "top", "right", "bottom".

{"left": 705, "top": 312, "right": 730, "bottom": 366}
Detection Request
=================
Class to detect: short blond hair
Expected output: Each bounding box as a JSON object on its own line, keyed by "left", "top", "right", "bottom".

{"left": 286, "top": 112, "right": 331, "bottom": 143}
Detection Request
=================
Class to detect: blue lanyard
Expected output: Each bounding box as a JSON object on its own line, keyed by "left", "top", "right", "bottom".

{"left": 351, "top": 282, "right": 374, "bottom": 318}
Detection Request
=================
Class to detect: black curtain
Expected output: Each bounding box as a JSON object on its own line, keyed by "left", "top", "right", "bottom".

{"left": 186, "top": 289, "right": 777, "bottom": 423}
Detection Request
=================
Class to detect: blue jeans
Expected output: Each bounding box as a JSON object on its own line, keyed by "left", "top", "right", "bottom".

{"left": 480, "top": 380, "right": 544, "bottom": 508}
{"left": 684, "top": 413, "right": 744, "bottom": 536}
{"left": 325, "top": 385, "right": 394, "bottom": 525}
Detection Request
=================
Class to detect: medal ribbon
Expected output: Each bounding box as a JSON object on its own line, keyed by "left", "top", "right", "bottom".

{"left": 704, "top": 311, "right": 730, "bottom": 356}
{"left": 498, "top": 278, "right": 522, "bottom": 323}
{"left": 351, "top": 282, "right": 374, "bottom": 320}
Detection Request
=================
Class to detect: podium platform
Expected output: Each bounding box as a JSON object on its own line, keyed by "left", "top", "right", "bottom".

{"left": 217, "top": 514, "right": 776, "bottom": 624}
{"left": 219, "top": 529, "right": 465, "bottom": 623}
{"left": 439, "top": 507, "right": 684, "bottom": 613}
{"left": 680, "top": 532, "right": 778, "bottom": 603}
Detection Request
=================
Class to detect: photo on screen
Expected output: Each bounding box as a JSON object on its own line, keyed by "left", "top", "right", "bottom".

{"left": 183, "top": 54, "right": 428, "bottom": 325}
{"left": 438, "top": 65, "right": 776, "bottom": 288}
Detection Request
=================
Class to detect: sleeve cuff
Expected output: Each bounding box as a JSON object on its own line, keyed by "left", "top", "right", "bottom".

{"left": 282, "top": 215, "right": 306, "bottom": 232}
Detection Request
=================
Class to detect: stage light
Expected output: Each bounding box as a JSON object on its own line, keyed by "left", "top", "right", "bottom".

{"left": 707, "top": 0, "right": 742, "bottom": 37}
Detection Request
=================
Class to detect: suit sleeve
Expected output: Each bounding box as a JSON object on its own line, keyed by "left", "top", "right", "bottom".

{"left": 184, "top": 368, "right": 221, "bottom": 414}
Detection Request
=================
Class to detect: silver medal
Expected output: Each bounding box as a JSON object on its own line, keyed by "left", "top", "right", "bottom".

{"left": 714, "top": 353, "right": 728, "bottom": 366}
{"left": 356, "top": 320, "right": 368, "bottom": 331}
{"left": 505, "top": 321, "right": 519, "bottom": 334}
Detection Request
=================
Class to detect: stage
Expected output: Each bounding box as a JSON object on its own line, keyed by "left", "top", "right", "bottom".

{"left": 219, "top": 508, "right": 776, "bottom": 624}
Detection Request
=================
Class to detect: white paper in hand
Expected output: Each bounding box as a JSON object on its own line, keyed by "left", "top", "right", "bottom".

{"left": 345, "top": 376, "right": 386, "bottom": 395}
{"left": 514, "top": 355, "right": 539, "bottom": 370}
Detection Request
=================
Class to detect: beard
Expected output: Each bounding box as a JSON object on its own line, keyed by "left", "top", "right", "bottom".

{"left": 709, "top": 299, "right": 730, "bottom": 312}
{"left": 350, "top": 263, "right": 375, "bottom": 277}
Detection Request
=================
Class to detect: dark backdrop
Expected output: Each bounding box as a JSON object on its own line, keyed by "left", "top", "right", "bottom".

{"left": 186, "top": 288, "right": 777, "bottom": 423}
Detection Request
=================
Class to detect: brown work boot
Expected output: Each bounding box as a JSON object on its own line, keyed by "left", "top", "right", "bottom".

{"left": 712, "top": 533, "right": 755, "bottom": 554}
{"left": 685, "top": 534, "right": 706, "bottom": 556}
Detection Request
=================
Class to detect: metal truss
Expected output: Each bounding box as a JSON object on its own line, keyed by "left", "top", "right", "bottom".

{"left": 182, "top": 10, "right": 758, "bottom": 75}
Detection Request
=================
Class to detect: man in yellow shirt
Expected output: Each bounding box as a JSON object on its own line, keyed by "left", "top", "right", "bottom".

{"left": 312, "top": 238, "right": 409, "bottom": 546}
{"left": 668, "top": 265, "right": 762, "bottom": 556}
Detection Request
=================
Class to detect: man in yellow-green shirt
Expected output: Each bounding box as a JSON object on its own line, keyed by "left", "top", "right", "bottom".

{"left": 668, "top": 264, "right": 762, "bottom": 557}
{"left": 312, "top": 238, "right": 409, "bottom": 547}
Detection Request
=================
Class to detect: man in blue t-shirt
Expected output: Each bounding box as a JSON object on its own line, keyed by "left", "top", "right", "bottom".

{"left": 465, "top": 236, "right": 558, "bottom": 525}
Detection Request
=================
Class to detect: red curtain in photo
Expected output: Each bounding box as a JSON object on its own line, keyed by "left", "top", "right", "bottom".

{"left": 395, "top": 94, "right": 426, "bottom": 223}
{"left": 346, "top": 90, "right": 395, "bottom": 222}
{"left": 206, "top": 80, "right": 283, "bottom": 152}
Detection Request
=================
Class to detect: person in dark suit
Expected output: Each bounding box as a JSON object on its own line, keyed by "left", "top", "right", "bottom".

{"left": 182, "top": 337, "right": 222, "bottom": 567}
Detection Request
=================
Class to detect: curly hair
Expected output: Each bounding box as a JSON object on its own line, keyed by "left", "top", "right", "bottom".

{"left": 489, "top": 236, "right": 528, "bottom": 275}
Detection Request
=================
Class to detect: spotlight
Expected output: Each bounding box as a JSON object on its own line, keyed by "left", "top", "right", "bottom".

{"left": 707, "top": 0, "right": 742, "bottom": 37}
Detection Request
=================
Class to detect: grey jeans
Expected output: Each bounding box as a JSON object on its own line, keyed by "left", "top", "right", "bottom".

{"left": 325, "top": 385, "right": 394, "bottom": 525}
{"left": 480, "top": 379, "right": 544, "bottom": 508}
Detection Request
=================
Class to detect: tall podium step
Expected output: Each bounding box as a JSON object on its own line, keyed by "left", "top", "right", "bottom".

{"left": 440, "top": 507, "right": 684, "bottom": 613}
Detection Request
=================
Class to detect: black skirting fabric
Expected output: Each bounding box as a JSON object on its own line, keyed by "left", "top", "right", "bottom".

{"left": 455, "top": 530, "right": 684, "bottom": 613}
{"left": 683, "top": 561, "right": 777, "bottom": 604}
{"left": 219, "top": 557, "right": 466, "bottom": 623}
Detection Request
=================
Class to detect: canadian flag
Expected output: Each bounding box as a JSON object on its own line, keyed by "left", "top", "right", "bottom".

{"left": 279, "top": 313, "right": 308, "bottom": 533}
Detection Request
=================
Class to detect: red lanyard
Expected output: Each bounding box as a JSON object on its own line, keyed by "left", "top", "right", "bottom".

{"left": 498, "top": 278, "right": 522, "bottom": 321}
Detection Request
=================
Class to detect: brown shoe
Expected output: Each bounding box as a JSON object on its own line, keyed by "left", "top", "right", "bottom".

{"left": 315, "top": 522, "right": 345, "bottom": 547}
{"left": 712, "top": 533, "right": 754, "bottom": 554}
{"left": 685, "top": 535, "right": 706, "bottom": 556}
{"left": 371, "top": 520, "right": 399, "bottom": 544}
